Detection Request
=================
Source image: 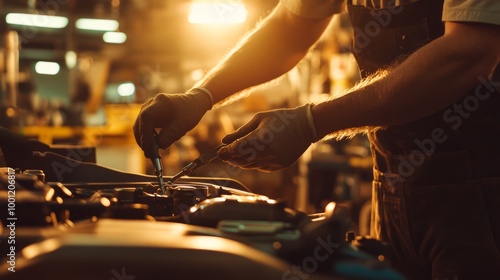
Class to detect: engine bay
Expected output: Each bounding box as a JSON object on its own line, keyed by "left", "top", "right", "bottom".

{"left": 0, "top": 128, "right": 403, "bottom": 280}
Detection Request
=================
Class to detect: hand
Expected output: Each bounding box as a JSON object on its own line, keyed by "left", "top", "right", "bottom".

{"left": 218, "top": 104, "right": 318, "bottom": 172}
{"left": 133, "top": 88, "right": 212, "bottom": 157}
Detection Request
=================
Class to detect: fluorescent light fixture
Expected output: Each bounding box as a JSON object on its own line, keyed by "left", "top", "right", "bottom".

{"left": 117, "top": 82, "right": 135, "bottom": 97}
{"left": 103, "top": 31, "right": 127, "bottom": 44}
{"left": 6, "top": 13, "right": 68, "bottom": 29}
{"left": 188, "top": 1, "right": 247, "bottom": 24}
{"left": 76, "top": 18, "right": 119, "bottom": 31}
{"left": 35, "top": 61, "right": 60, "bottom": 75}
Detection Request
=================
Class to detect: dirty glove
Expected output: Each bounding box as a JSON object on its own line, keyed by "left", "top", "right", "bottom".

{"left": 218, "top": 104, "right": 318, "bottom": 172}
{"left": 133, "top": 88, "right": 213, "bottom": 158}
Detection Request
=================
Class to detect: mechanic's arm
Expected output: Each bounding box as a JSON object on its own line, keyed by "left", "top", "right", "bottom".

{"left": 195, "top": 3, "right": 333, "bottom": 104}
{"left": 312, "top": 21, "right": 500, "bottom": 138}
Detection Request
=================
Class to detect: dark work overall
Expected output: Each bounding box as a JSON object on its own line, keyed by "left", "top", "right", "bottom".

{"left": 347, "top": 0, "right": 500, "bottom": 279}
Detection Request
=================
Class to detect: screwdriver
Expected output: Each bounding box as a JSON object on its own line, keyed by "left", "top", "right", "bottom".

{"left": 150, "top": 131, "right": 169, "bottom": 195}
{"left": 168, "top": 143, "right": 227, "bottom": 184}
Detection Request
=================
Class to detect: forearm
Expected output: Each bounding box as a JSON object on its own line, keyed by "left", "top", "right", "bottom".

{"left": 195, "top": 4, "right": 333, "bottom": 104}
{"left": 312, "top": 22, "right": 500, "bottom": 138}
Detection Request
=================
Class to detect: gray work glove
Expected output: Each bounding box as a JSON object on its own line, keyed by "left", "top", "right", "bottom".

{"left": 218, "top": 104, "right": 318, "bottom": 172}
{"left": 133, "top": 88, "right": 212, "bottom": 158}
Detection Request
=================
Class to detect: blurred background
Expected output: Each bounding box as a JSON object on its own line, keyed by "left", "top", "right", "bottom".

{"left": 0, "top": 0, "right": 372, "bottom": 230}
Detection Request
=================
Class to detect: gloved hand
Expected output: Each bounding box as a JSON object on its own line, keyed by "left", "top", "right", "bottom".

{"left": 218, "top": 104, "right": 319, "bottom": 172}
{"left": 133, "top": 88, "right": 212, "bottom": 158}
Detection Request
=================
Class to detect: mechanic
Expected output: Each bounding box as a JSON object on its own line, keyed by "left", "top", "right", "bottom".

{"left": 133, "top": 0, "right": 500, "bottom": 279}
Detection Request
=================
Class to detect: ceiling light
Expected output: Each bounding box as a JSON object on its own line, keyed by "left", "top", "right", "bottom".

{"left": 6, "top": 13, "right": 68, "bottom": 29}
{"left": 35, "top": 61, "right": 60, "bottom": 75}
{"left": 117, "top": 82, "right": 135, "bottom": 97}
{"left": 76, "top": 18, "right": 119, "bottom": 31}
{"left": 190, "top": 69, "right": 205, "bottom": 81}
{"left": 103, "top": 31, "right": 127, "bottom": 44}
{"left": 188, "top": 1, "right": 247, "bottom": 24}
{"left": 65, "top": 51, "right": 77, "bottom": 69}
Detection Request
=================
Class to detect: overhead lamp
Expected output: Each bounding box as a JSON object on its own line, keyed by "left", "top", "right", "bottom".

{"left": 117, "top": 82, "right": 135, "bottom": 97}
{"left": 190, "top": 69, "right": 206, "bottom": 81}
{"left": 35, "top": 61, "right": 60, "bottom": 75}
{"left": 6, "top": 13, "right": 68, "bottom": 29}
{"left": 65, "top": 51, "right": 77, "bottom": 69}
{"left": 76, "top": 18, "right": 119, "bottom": 31}
{"left": 188, "top": 0, "right": 247, "bottom": 24}
{"left": 103, "top": 31, "right": 127, "bottom": 44}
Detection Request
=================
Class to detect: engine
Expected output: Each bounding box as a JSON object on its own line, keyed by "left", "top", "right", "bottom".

{"left": 0, "top": 128, "right": 403, "bottom": 280}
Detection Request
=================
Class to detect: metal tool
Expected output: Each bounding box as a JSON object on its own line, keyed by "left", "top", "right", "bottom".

{"left": 168, "top": 143, "right": 226, "bottom": 183}
{"left": 150, "top": 131, "right": 169, "bottom": 195}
